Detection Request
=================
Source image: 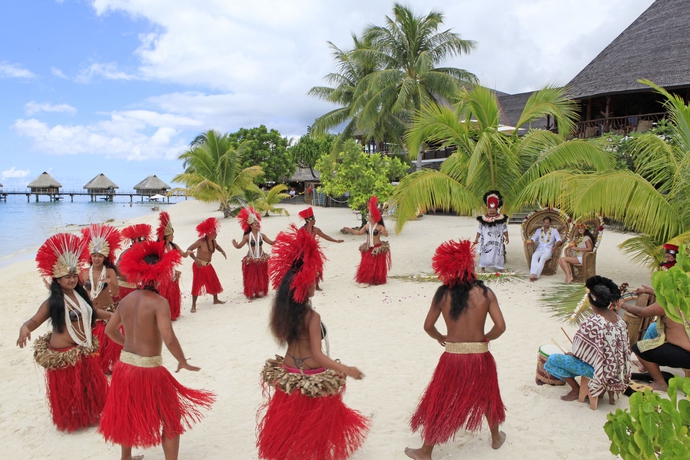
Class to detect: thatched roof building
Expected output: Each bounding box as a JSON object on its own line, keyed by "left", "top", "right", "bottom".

{"left": 133, "top": 175, "right": 171, "bottom": 195}
{"left": 27, "top": 172, "right": 62, "bottom": 192}
{"left": 289, "top": 167, "right": 320, "bottom": 182}
{"left": 83, "top": 173, "right": 119, "bottom": 192}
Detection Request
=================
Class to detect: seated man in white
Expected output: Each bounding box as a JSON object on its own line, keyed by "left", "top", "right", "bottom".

{"left": 526, "top": 216, "right": 562, "bottom": 282}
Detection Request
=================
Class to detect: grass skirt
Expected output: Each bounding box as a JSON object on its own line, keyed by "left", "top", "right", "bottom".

{"left": 242, "top": 256, "right": 269, "bottom": 298}
{"left": 410, "top": 351, "right": 505, "bottom": 445}
{"left": 118, "top": 286, "right": 136, "bottom": 301}
{"left": 44, "top": 345, "right": 108, "bottom": 432}
{"left": 355, "top": 243, "right": 391, "bottom": 285}
{"left": 92, "top": 321, "right": 123, "bottom": 374}
{"left": 191, "top": 263, "right": 223, "bottom": 296}
{"left": 99, "top": 360, "right": 215, "bottom": 448}
{"left": 160, "top": 277, "right": 182, "bottom": 320}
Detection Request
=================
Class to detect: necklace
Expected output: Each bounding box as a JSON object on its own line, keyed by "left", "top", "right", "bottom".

{"left": 89, "top": 265, "right": 107, "bottom": 299}
{"left": 540, "top": 228, "right": 553, "bottom": 243}
{"left": 64, "top": 292, "right": 93, "bottom": 347}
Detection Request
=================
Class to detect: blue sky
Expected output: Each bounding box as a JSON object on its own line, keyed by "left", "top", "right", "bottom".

{"left": 0, "top": 0, "right": 655, "bottom": 190}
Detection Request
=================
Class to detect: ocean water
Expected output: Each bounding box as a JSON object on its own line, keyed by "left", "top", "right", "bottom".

{"left": 0, "top": 195, "right": 189, "bottom": 268}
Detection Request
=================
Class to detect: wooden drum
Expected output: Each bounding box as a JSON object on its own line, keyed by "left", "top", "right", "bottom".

{"left": 536, "top": 344, "right": 565, "bottom": 386}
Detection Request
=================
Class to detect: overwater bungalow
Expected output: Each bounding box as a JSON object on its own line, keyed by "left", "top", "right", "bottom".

{"left": 83, "top": 173, "right": 119, "bottom": 201}
{"left": 133, "top": 175, "right": 171, "bottom": 198}
{"left": 27, "top": 172, "right": 62, "bottom": 201}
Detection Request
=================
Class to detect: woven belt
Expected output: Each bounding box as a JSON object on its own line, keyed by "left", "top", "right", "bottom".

{"left": 120, "top": 351, "right": 163, "bottom": 368}
{"left": 445, "top": 342, "right": 489, "bottom": 354}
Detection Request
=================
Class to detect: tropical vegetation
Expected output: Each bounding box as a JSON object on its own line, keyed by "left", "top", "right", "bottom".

{"left": 289, "top": 131, "right": 335, "bottom": 179}
{"left": 227, "top": 125, "right": 294, "bottom": 184}
{"left": 243, "top": 183, "right": 291, "bottom": 217}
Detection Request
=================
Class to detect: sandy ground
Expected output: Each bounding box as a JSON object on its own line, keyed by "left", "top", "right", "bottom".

{"left": 1, "top": 199, "right": 659, "bottom": 459}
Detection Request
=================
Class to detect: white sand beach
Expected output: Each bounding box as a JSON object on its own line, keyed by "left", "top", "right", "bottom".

{"left": 1, "top": 199, "right": 659, "bottom": 459}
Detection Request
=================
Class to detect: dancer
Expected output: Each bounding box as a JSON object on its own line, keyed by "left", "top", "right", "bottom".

{"left": 258, "top": 224, "right": 368, "bottom": 460}
{"left": 343, "top": 196, "right": 391, "bottom": 285}
{"left": 525, "top": 216, "right": 562, "bottom": 281}
{"left": 187, "top": 217, "right": 226, "bottom": 312}
{"left": 545, "top": 276, "right": 631, "bottom": 402}
{"left": 232, "top": 207, "right": 274, "bottom": 299}
{"left": 117, "top": 224, "right": 152, "bottom": 300}
{"left": 474, "top": 191, "right": 509, "bottom": 272}
{"left": 99, "top": 240, "right": 215, "bottom": 460}
{"left": 156, "top": 212, "right": 189, "bottom": 320}
{"left": 80, "top": 223, "right": 123, "bottom": 374}
{"left": 406, "top": 239, "right": 506, "bottom": 459}
{"left": 660, "top": 243, "right": 678, "bottom": 270}
{"left": 559, "top": 223, "right": 594, "bottom": 283}
{"left": 300, "top": 206, "right": 343, "bottom": 290}
{"left": 16, "top": 233, "right": 110, "bottom": 432}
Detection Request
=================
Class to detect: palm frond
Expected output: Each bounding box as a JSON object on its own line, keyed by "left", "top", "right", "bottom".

{"left": 539, "top": 283, "right": 592, "bottom": 325}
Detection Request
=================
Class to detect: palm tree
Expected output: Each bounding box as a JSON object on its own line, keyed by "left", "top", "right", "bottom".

{"left": 389, "top": 85, "right": 613, "bottom": 233}
{"left": 245, "top": 184, "right": 290, "bottom": 217}
{"left": 172, "top": 130, "right": 263, "bottom": 217}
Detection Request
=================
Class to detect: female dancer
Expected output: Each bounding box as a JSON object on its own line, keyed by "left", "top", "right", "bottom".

{"left": 232, "top": 207, "right": 274, "bottom": 299}
{"left": 257, "top": 224, "right": 369, "bottom": 460}
{"left": 16, "top": 233, "right": 110, "bottom": 432}
{"left": 80, "top": 223, "right": 122, "bottom": 373}
{"left": 559, "top": 222, "right": 594, "bottom": 283}
{"left": 156, "top": 211, "right": 189, "bottom": 319}
{"left": 343, "top": 196, "right": 391, "bottom": 285}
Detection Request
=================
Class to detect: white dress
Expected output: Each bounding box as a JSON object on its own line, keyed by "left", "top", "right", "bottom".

{"left": 477, "top": 216, "right": 508, "bottom": 270}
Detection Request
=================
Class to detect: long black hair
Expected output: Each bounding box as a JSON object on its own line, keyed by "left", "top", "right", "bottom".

{"left": 433, "top": 280, "right": 489, "bottom": 320}
{"left": 48, "top": 278, "right": 95, "bottom": 333}
{"left": 269, "top": 269, "right": 311, "bottom": 345}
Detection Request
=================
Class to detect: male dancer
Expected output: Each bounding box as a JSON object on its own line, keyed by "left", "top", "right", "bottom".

{"left": 525, "top": 216, "right": 562, "bottom": 281}
{"left": 100, "top": 241, "right": 214, "bottom": 460}
{"left": 406, "top": 239, "right": 506, "bottom": 459}
{"left": 187, "top": 217, "right": 226, "bottom": 312}
{"left": 474, "top": 191, "right": 509, "bottom": 272}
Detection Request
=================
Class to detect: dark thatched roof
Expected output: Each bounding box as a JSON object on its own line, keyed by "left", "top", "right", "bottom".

{"left": 289, "top": 167, "right": 320, "bottom": 182}
{"left": 567, "top": 0, "right": 690, "bottom": 99}
{"left": 496, "top": 91, "right": 549, "bottom": 131}
{"left": 133, "top": 175, "right": 170, "bottom": 191}
{"left": 83, "top": 173, "right": 119, "bottom": 190}
{"left": 27, "top": 172, "right": 62, "bottom": 188}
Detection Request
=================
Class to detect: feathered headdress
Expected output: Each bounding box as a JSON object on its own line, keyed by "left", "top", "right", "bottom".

{"left": 118, "top": 240, "right": 182, "bottom": 286}
{"left": 483, "top": 190, "right": 503, "bottom": 210}
{"left": 298, "top": 207, "right": 315, "bottom": 222}
{"left": 121, "top": 224, "right": 152, "bottom": 243}
{"left": 36, "top": 233, "right": 89, "bottom": 279}
{"left": 197, "top": 217, "right": 220, "bottom": 238}
{"left": 156, "top": 211, "right": 174, "bottom": 242}
{"left": 268, "top": 224, "right": 326, "bottom": 303}
{"left": 237, "top": 207, "right": 261, "bottom": 232}
{"left": 80, "top": 224, "right": 122, "bottom": 264}
{"left": 368, "top": 196, "right": 382, "bottom": 223}
{"left": 664, "top": 243, "right": 679, "bottom": 255}
{"left": 432, "top": 239, "right": 477, "bottom": 287}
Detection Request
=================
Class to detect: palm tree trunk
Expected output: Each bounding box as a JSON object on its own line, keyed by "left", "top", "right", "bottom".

{"left": 416, "top": 145, "right": 423, "bottom": 171}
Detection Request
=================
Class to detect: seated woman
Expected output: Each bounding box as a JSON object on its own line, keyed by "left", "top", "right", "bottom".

{"left": 544, "top": 276, "right": 631, "bottom": 405}
{"left": 558, "top": 223, "right": 594, "bottom": 283}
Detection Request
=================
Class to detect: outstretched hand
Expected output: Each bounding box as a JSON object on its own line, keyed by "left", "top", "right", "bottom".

{"left": 345, "top": 366, "right": 364, "bottom": 380}
{"left": 176, "top": 360, "right": 201, "bottom": 373}
{"left": 17, "top": 326, "right": 31, "bottom": 348}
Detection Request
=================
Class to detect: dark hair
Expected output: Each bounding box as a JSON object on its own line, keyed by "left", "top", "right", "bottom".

{"left": 89, "top": 255, "right": 119, "bottom": 276}
{"left": 433, "top": 280, "right": 489, "bottom": 320}
{"left": 543, "top": 217, "right": 552, "bottom": 224}
{"left": 269, "top": 270, "right": 310, "bottom": 345}
{"left": 586, "top": 275, "right": 621, "bottom": 309}
{"left": 49, "top": 278, "right": 95, "bottom": 333}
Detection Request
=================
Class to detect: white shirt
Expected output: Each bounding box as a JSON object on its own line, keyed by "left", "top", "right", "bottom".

{"left": 531, "top": 226, "right": 562, "bottom": 251}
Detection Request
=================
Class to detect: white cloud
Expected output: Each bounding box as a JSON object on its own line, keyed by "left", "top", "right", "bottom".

{"left": 51, "top": 67, "right": 68, "bottom": 79}
{"left": 1, "top": 167, "right": 30, "bottom": 180}
{"left": 0, "top": 62, "right": 35, "bottom": 79}
{"left": 76, "top": 62, "right": 137, "bottom": 83}
{"left": 25, "top": 102, "right": 77, "bottom": 116}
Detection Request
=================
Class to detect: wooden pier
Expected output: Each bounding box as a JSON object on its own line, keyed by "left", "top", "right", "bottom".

{"left": 0, "top": 189, "right": 184, "bottom": 203}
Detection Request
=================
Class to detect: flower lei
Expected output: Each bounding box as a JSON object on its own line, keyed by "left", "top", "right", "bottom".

{"left": 565, "top": 215, "right": 605, "bottom": 252}
{"left": 520, "top": 207, "right": 571, "bottom": 242}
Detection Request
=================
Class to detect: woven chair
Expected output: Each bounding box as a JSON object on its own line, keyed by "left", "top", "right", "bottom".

{"left": 521, "top": 209, "right": 569, "bottom": 276}
{"left": 564, "top": 218, "right": 601, "bottom": 283}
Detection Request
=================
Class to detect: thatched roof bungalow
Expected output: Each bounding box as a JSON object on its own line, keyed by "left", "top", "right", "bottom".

{"left": 83, "top": 173, "right": 118, "bottom": 194}
{"left": 133, "top": 175, "right": 171, "bottom": 196}
{"left": 27, "top": 172, "right": 62, "bottom": 193}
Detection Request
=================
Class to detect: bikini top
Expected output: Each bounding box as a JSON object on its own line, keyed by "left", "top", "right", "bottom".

{"left": 320, "top": 321, "right": 327, "bottom": 340}
{"left": 366, "top": 228, "right": 379, "bottom": 236}
{"left": 250, "top": 240, "right": 264, "bottom": 247}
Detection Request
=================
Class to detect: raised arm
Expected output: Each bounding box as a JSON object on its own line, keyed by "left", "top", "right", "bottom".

{"left": 232, "top": 234, "right": 249, "bottom": 249}
{"left": 423, "top": 294, "right": 446, "bottom": 346}
{"left": 619, "top": 301, "right": 665, "bottom": 318}
{"left": 307, "top": 311, "right": 363, "bottom": 379}
{"left": 343, "top": 224, "right": 368, "bottom": 236}
{"left": 313, "top": 227, "right": 343, "bottom": 243}
{"left": 485, "top": 289, "right": 506, "bottom": 342}
{"left": 261, "top": 233, "right": 276, "bottom": 245}
{"left": 17, "top": 300, "right": 51, "bottom": 348}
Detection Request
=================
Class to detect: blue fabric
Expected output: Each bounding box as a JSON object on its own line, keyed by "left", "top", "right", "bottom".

{"left": 643, "top": 322, "right": 658, "bottom": 340}
{"left": 544, "top": 353, "right": 594, "bottom": 380}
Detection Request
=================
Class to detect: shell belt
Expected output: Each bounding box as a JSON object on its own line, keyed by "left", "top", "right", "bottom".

{"left": 33, "top": 333, "right": 100, "bottom": 370}
{"left": 358, "top": 240, "right": 390, "bottom": 255}
{"left": 261, "top": 355, "right": 346, "bottom": 397}
{"left": 444, "top": 342, "right": 489, "bottom": 354}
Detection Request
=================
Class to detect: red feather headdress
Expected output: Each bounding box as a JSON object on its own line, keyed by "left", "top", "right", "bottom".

{"left": 121, "top": 224, "right": 152, "bottom": 243}
{"left": 118, "top": 240, "right": 182, "bottom": 286}
{"left": 368, "top": 196, "right": 382, "bottom": 223}
{"left": 36, "top": 233, "right": 90, "bottom": 279}
{"left": 432, "top": 239, "right": 477, "bottom": 287}
{"left": 156, "top": 211, "right": 174, "bottom": 242}
{"left": 268, "top": 224, "right": 326, "bottom": 303}
{"left": 298, "top": 207, "right": 315, "bottom": 222}
{"left": 237, "top": 207, "right": 261, "bottom": 232}
{"left": 196, "top": 217, "right": 220, "bottom": 238}
{"left": 80, "top": 224, "right": 122, "bottom": 264}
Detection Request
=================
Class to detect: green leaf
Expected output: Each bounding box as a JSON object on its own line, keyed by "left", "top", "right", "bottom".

{"left": 641, "top": 410, "right": 660, "bottom": 438}
{"left": 678, "top": 399, "right": 690, "bottom": 423}
{"left": 634, "top": 430, "right": 655, "bottom": 458}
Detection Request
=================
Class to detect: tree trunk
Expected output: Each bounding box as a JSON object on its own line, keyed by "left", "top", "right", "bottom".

{"left": 415, "top": 145, "right": 423, "bottom": 171}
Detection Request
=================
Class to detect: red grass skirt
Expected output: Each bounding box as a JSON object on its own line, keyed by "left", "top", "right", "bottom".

{"left": 118, "top": 286, "right": 136, "bottom": 301}
{"left": 355, "top": 244, "right": 391, "bottom": 285}
{"left": 257, "top": 383, "right": 369, "bottom": 460}
{"left": 92, "top": 321, "right": 123, "bottom": 374}
{"left": 242, "top": 256, "right": 269, "bottom": 298}
{"left": 99, "top": 359, "right": 215, "bottom": 448}
{"left": 410, "top": 351, "right": 506, "bottom": 445}
{"left": 191, "top": 263, "right": 223, "bottom": 296}
{"left": 45, "top": 347, "right": 108, "bottom": 432}
{"left": 160, "top": 278, "right": 182, "bottom": 320}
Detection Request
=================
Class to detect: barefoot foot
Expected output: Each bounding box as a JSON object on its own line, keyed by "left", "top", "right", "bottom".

{"left": 213, "top": 299, "right": 226, "bottom": 305}
{"left": 190, "top": 306, "right": 197, "bottom": 313}
{"left": 650, "top": 381, "right": 668, "bottom": 392}
{"left": 404, "top": 447, "right": 432, "bottom": 460}
{"left": 529, "top": 275, "right": 538, "bottom": 282}
{"left": 561, "top": 388, "right": 579, "bottom": 401}
{"left": 491, "top": 431, "right": 507, "bottom": 450}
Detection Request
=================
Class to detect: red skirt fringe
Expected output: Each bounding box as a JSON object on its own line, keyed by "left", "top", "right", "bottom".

{"left": 92, "top": 321, "right": 122, "bottom": 374}
{"left": 410, "top": 351, "right": 506, "bottom": 445}
{"left": 355, "top": 245, "right": 391, "bottom": 285}
{"left": 242, "top": 256, "right": 268, "bottom": 298}
{"left": 117, "top": 286, "right": 136, "bottom": 301}
{"left": 257, "top": 386, "right": 369, "bottom": 460}
{"left": 191, "top": 263, "right": 223, "bottom": 296}
{"left": 99, "top": 361, "right": 215, "bottom": 448}
{"left": 46, "top": 348, "right": 108, "bottom": 432}
{"left": 160, "top": 278, "right": 182, "bottom": 320}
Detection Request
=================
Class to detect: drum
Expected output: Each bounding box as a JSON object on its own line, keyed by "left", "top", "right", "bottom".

{"left": 536, "top": 344, "right": 565, "bottom": 386}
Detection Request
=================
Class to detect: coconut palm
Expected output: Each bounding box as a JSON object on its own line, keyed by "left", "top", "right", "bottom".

{"left": 245, "top": 184, "right": 291, "bottom": 217}
{"left": 389, "top": 85, "right": 614, "bottom": 233}
{"left": 172, "top": 130, "right": 263, "bottom": 217}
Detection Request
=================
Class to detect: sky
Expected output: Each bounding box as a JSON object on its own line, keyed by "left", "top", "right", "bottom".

{"left": 0, "top": 0, "right": 656, "bottom": 190}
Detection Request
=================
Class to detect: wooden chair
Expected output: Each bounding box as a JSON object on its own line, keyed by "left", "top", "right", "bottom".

{"left": 564, "top": 218, "right": 601, "bottom": 283}
{"left": 622, "top": 294, "right": 657, "bottom": 349}
{"left": 521, "top": 209, "right": 569, "bottom": 276}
